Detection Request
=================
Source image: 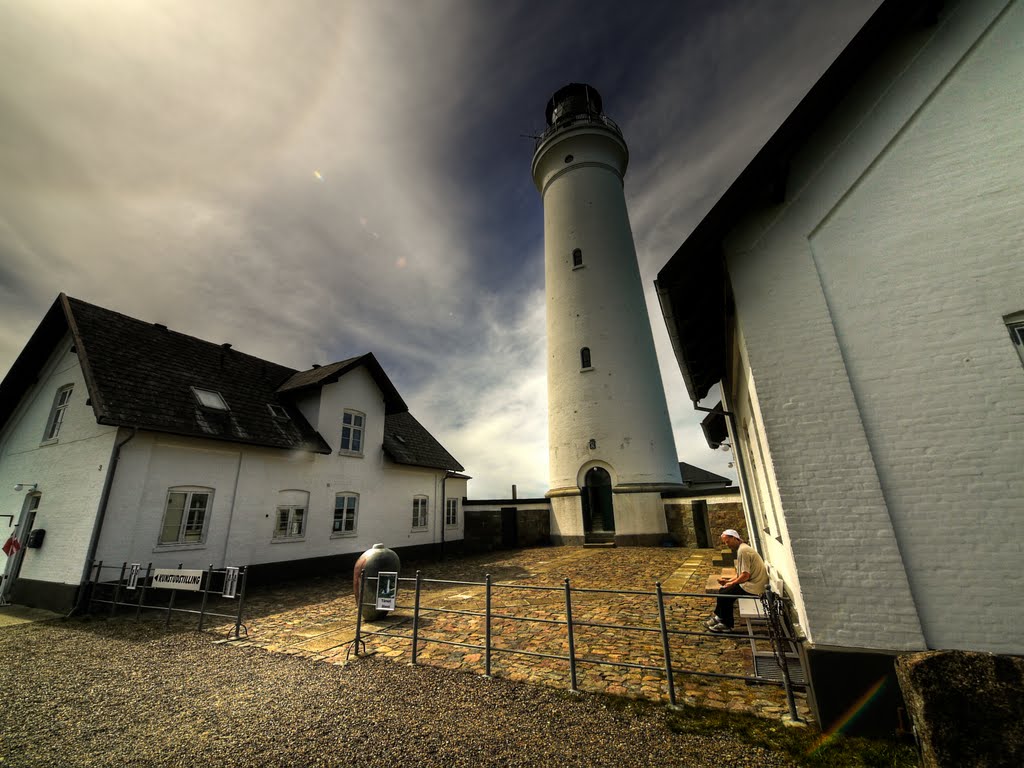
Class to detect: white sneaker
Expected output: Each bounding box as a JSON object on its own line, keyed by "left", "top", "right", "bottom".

{"left": 704, "top": 615, "right": 723, "bottom": 628}
{"left": 708, "top": 622, "right": 732, "bottom": 633}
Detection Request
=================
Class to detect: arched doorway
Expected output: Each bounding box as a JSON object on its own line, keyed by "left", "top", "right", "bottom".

{"left": 581, "top": 467, "right": 614, "bottom": 534}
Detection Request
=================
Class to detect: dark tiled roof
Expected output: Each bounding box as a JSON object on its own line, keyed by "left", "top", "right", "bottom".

{"left": 63, "top": 296, "right": 331, "bottom": 453}
{"left": 383, "top": 411, "right": 463, "bottom": 471}
{"left": 679, "top": 462, "right": 732, "bottom": 488}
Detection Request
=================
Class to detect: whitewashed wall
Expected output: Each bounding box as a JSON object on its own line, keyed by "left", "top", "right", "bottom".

{"left": 723, "top": 0, "right": 1021, "bottom": 653}
{"left": 96, "top": 366, "right": 463, "bottom": 570}
{"left": 534, "top": 126, "right": 681, "bottom": 494}
{"left": 0, "top": 336, "right": 117, "bottom": 588}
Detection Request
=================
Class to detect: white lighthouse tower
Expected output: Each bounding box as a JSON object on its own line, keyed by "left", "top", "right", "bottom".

{"left": 532, "top": 83, "right": 683, "bottom": 545}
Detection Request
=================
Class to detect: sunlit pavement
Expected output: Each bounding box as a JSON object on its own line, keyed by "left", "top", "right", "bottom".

{"left": 229, "top": 546, "right": 813, "bottom": 723}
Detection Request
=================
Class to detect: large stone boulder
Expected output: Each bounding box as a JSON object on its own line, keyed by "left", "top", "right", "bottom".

{"left": 895, "top": 650, "right": 1024, "bottom": 767}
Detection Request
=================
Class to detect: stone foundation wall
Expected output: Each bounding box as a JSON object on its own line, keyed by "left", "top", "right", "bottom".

{"left": 896, "top": 650, "right": 1024, "bottom": 768}
{"left": 664, "top": 495, "right": 746, "bottom": 547}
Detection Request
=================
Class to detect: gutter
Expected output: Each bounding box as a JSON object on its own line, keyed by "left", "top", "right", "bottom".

{"left": 70, "top": 426, "right": 137, "bottom": 616}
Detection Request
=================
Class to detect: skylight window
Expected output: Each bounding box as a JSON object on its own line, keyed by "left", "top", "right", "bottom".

{"left": 192, "top": 387, "right": 228, "bottom": 411}
{"left": 267, "top": 404, "right": 289, "bottom": 419}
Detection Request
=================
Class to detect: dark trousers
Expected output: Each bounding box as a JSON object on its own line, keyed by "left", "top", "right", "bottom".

{"left": 714, "top": 584, "right": 751, "bottom": 629}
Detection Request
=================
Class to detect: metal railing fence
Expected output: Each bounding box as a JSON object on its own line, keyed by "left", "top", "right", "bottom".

{"left": 86, "top": 560, "right": 249, "bottom": 640}
{"left": 349, "top": 570, "right": 802, "bottom": 722}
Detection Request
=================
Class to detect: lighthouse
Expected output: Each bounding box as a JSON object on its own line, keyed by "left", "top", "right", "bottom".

{"left": 532, "top": 83, "right": 683, "bottom": 545}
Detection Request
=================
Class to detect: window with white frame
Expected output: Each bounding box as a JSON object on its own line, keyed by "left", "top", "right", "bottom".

{"left": 43, "top": 384, "right": 73, "bottom": 441}
{"left": 275, "top": 505, "right": 306, "bottom": 539}
{"left": 333, "top": 493, "right": 358, "bottom": 535}
{"left": 274, "top": 489, "right": 309, "bottom": 539}
{"left": 159, "top": 488, "right": 212, "bottom": 545}
{"left": 412, "top": 495, "right": 429, "bottom": 529}
{"left": 340, "top": 410, "right": 365, "bottom": 455}
{"left": 445, "top": 498, "right": 458, "bottom": 527}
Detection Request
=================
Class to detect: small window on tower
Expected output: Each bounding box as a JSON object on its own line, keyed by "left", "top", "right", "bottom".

{"left": 580, "top": 347, "right": 592, "bottom": 370}
{"left": 572, "top": 248, "right": 583, "bottom": 268}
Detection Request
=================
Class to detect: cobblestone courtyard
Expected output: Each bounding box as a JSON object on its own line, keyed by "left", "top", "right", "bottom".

{"left": 229, "top": 546, "right": 812, "bottom": 723}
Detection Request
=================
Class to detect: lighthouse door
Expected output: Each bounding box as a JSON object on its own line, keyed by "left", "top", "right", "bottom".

{"left": 583, "top": 467, "right": 614, "bottom": 533}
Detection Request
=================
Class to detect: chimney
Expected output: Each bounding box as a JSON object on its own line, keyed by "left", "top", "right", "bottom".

{"left": 512, "top": 484, "right": 517, "bottom": 500}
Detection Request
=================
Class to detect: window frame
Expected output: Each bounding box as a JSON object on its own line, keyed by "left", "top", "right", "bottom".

{"left": 157, "top": 487, "right": 213, "bottom": 548}
{"left": 332, "top": 493, "right": 359, "bottom": 537}
{"left": 445, "top": 498, "right": 458, "bottom": 528}
{"left": 274, "top": 504, "right": 306, "bottom": 540}
{"left": 42, "top": 384, "right": 74, "bottom": 442}
{"left": 1007, "top": 314, "right": 1024, "bottom": 368}
{"left": 339, "top": 409, "right": 366, "bottom": 456}
{"left": 412, "top": 495, "right": 429, "bottom": 530}
{"left": 571, "top": 248, "right": 584, "bottom": 269}
{"left": 580, "top": 347, "right": 593, "bottom": 371}
{"left": 191, "top": 387, "right": 229, "bottom": 411}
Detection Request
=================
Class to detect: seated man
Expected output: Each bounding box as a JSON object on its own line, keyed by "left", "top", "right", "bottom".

{"left": 705, "top": 529, "right": 768, "bottom": 633}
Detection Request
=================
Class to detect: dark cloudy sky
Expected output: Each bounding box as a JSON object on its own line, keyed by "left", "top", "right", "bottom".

{"left": 0, "top": 1, "right": 879, "bottom": 496}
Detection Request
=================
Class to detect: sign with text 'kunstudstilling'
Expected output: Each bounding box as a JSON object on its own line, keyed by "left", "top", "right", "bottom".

{"left": 152, "top": 568, "right": 204, "bottom": 591}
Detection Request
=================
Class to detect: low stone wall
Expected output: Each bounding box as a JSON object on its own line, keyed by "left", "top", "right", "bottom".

{"left": 463, "top": 506, "right": 551, "bottom": 552}
{"left": 664, "top": 492, "right": 745, "bottom": 547}
{"left": 896, "top": 650, "right": 1024, "bottom": 768}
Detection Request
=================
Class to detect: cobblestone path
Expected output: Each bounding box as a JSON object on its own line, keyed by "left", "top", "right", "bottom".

{"left": 228, "top": 546, "right": 812, "bottom": 723}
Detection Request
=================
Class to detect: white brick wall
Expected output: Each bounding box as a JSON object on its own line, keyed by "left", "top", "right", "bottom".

{"left": 0, "top": 335, "right": 118, "bottom": 588}
{"left": 723, "top": 0, "right": 1021, "bottom": 653}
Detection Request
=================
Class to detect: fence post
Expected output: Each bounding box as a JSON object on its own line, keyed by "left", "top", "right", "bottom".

{"left": 110, "top": 562, "right": 126, "bottom": 616}
{"left": 564, "top": 577, "right": 578, "bottom": 693}
{"left": 197, "top": 564, "right": 213, "bottom": 632}
{"left": 353, "top": 569, "right": 366, "bottom": 655}
{"left": 484, "top": 573, "right": 492, "bottom": 678}
{"left": 136, "top": 562, "right": 152, "bottom": 621}
{"left": 88, "top": 560, "right": 102, "bottom": 613}
{"left": 411, "top": 571, "right": 422, "bottom": 665}
{"left": 165, "top": 563, "right": 182, "bottom": 629}
{"left": 231, "top": 566, "right": 248, "bottom": 640}
{"left": 655, "top": 582, "right": 677, "bottom": 706}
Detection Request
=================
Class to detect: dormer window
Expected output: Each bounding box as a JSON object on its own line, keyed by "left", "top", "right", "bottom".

{"left": 340, "top": 409, "right": 365, "bottom": 456}
{"left": 267, "top": 404, "right": 289, "bottom": 420}
{"left": 192, "top": 387, "right": 228, "bottom": 411}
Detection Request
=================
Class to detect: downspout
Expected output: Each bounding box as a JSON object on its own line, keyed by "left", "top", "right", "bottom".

{"left": 220, "top": 449, "right": 244, "bottom": 568}
{"left": 440, "top": 471, "right": 447, "bottom": 557}
{"left": 72, "top": 425, "right": 137, "bottom": 615}
{"left": 722, "top": 408, "right": 763, "bottom": 554}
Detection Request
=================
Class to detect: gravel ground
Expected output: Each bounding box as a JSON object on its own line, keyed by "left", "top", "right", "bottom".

{"left": 0, "top": 616, "right": 802, "bottom": 768}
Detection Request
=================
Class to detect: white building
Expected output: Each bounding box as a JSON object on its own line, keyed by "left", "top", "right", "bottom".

{"left": 0, "top": 294, "right": 466, "bottom": 611}
{"left": 657, "top": 0, "right": 1023, "bottom": 734}
{"left": 532, "top": 84, "right": 684, "bottom": 545}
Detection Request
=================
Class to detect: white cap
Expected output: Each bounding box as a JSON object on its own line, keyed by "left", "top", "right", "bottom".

{"left": 721, "top": 529, "right": 743, "bottom": 541}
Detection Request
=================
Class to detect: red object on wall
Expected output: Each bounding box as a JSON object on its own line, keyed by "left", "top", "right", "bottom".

{"left": 2, "top": 535, "right": 20, "bottom": 557}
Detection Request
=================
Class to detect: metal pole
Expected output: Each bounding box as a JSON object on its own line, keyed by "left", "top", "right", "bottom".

{"left": 165, "top": 563, "right": 182, "bottom": 629}
{"left": 656, "top": 582, "right": 677, "bottom": 706}
{"left": 111, "top": 562, "right": 126, "bottom": 616}
{"left": 136, "top": 563, "right": 151, "bottom": 622}
{"left": 89, "top": 560, "right": 102, "bottom": 613}
{"left": 411, "top": 570, "right": 422, "bottom": 665}
{"left": 232, "top": 566, "right": 248, "bottom": 640}
{"left": 197, "top": 564, "right": 213, "bottom": 632}
{"left": 564, "top": 578, "right": 578, "bottom": 692}
{"left": 353, "top": 569, "right": 366, "bottom": 655}
{"left": 484, "top": 573, "right": 492, "bottom": 677}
